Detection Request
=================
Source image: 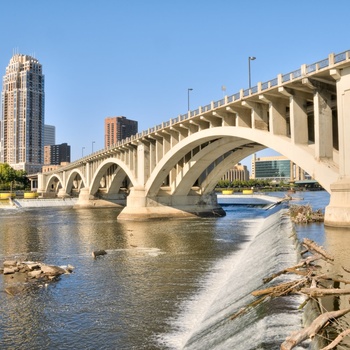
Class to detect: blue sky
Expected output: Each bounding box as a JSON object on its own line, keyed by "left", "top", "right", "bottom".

{"left": 1, "top": 0, "right": 349, "bottom": 168}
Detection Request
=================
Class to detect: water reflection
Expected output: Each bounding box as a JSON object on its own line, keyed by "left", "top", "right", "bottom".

{"left": 0, "top": 206, "right": 254, "bottom": 349}
{"left": 320, "top": 225, "right": 350, "bottom": 348}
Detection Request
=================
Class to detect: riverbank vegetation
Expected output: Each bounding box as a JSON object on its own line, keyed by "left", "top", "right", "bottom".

{"left": 216, "top": 179, "right": 323, "bottom": 193}
{"left": 0, "top": 163, "right": 30, "bottom": 191}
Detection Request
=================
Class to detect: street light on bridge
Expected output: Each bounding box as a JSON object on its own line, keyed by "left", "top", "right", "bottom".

{"left": 187, "top": 88, "right": 193, "bottom": 112}
{"left": 248, "top": 56, "right": 256, "bottom": 89}
{"left": 82, "top": 147, "right": 85, "bottom": 157}
{"left": 92, "top": 141, "right": 95, "bottom": 153}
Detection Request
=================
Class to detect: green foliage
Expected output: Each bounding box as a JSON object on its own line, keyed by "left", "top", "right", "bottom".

{"left": 216, "top": 178, "right": 279, "bottom": 190}
{"left": 0, "top": 163, "right": 29, "bottom": 191}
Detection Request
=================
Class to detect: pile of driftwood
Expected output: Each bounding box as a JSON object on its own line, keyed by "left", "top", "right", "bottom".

{"left": 289, "top": 204, "right": 324, "bottom": 224}
{"left": 230, "top": 238, "right": 350, "bottom": 350}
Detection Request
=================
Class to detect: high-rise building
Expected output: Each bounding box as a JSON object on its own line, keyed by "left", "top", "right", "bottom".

{"left": 44, "top": 143, "right": 71, "bottom": 165}
{"left": 1, "top": 54, "right": 45, "bottom": 174}
{"left": 44, "top": 124, "right": 56, "bottom": 146}
{"left": 105, "top": 116, "right": 138, "bottom": 148}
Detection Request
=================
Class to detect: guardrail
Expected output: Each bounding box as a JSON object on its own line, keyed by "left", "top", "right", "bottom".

{"left": 48, "top": 50, "right": 350, "bottom": 173}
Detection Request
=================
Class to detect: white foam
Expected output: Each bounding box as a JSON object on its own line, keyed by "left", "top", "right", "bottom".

{"left": 158, "top": 209, "right": 305, "bottom": 350}
{"left": 158, "top": 217, "right": 265, "bottom": 349}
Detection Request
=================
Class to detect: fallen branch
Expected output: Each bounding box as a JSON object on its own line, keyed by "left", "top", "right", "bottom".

{"left": 230, "top": 296, "right": 267, "bottom": 321}
{"left": 281, "top": 308, "right": 350, "bottom": 350}
{"left": 262, "top": 255, "right": 320, "bottom": 284}
{"left": 316, "top": 275, "right": 350, "bottom": 285}
{"left": 303, "top": 238, "right": 334, "bottom": 262}
{"left": 320, "top": 328, "right": 350, "bottom": 350}
{"left": 252, "top": 280, "right": 301, "bottom": 297}
{"left": 300, "top": 287, "right": 350, "bottom": 298}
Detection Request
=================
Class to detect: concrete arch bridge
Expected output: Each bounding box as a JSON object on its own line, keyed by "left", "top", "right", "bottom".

{"left": 38, "top": 50, "right": 350, "bottom": 227}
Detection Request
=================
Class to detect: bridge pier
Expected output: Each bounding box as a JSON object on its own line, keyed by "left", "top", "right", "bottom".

{"left": 57, "top": 188, "right": 70, "bottom": 198}
{"left": 325, "top": 178, "right": 350, "bottom": 228}
{"left": 325, "top": 66, "right": 350, "bottom": 228}
{"left": 74, "top": 188, "right": 124, "bottom": 208}
{"left": 117, "top": 188, "right": 226, "bottom": 220}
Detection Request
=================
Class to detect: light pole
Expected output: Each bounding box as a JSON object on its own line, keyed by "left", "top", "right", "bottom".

{"left": 82, "top": 147, "right": 85, "bottom": 157}
{"left": 248, "top": 56, "right": 256, "bottom": 89}
{"left": 187, "top": 88, "right": 193, "bottom": 112}
{"left": 92, "top": 141, "right": 95, "bottom": 153}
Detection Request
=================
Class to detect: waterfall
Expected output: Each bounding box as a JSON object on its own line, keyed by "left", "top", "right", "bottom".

{"left": 164, "top": 209, "right": 312, "bottom": 350}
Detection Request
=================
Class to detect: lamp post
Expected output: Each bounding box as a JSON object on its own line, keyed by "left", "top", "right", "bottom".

{"left": 187, "top": 88, "right": 193, "bottom": 112}
{"left": 92, "top": 141, "right": 95, "bottom": 153}
{"left": 82, "top": 147, "right": 85, "bottom": 157}
{"left": 248, "top": 56, "right": 256, "bottom": 89}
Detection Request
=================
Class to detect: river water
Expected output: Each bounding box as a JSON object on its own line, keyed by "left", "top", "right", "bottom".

{"left": 1, "top": 190, "right": 348, "bottom": 350}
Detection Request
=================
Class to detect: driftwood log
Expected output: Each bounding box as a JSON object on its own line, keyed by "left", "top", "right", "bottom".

{"left": 280, "top": 308, "right": 350, "bottom": 350}
{"left": 320, "top": 328, "right": 350, "bottom": 350}
{"left": 229, "top": 237, "right": 350, "bottom": 350}
{"left": 300, "top": 287, "right": 350, "bottom": 298}
{"left": 302, "top": 238, "right": 334, "bottom": 261}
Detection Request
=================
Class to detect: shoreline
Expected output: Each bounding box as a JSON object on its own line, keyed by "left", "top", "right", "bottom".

{"left": 0, "top": 198, "right": 78, "bottom": 209}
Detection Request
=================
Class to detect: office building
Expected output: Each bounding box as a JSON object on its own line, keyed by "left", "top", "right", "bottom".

{"left": 1, "top": 54, "right": 44, "bottom": 174}
{"left": 44, "top": 124, "right": 56, "bottom": 146}
{"left": 221, "top": 163, "right": 249, "bottom": 182}
{"left": 105, "top": 116, "right": 138, "bottom": 147}
{"left": 44, "top": 143, "right": 71, "bottom": 165}
{"left": 251, "top": 154, "right": 309, "bottom": 181}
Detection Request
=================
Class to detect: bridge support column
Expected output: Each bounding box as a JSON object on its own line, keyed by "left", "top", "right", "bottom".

{"left": 74, "top": 188, "right": 124, "bottom": 208}
{"left": 117, "top": 189, "right": 225, "bottom": 221}
{"left": 325, "top": 178, "right": 350, "bottom": 227}
{"left": 57, "top": 189, "right": 70, "bottom": 198}
{"left": 325, "top": 67, "right": 350, "bottom": 228}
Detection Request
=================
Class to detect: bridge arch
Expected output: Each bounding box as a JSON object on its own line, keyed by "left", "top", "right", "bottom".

{"left": 146, "top": 126, "right": 338, "bottom": 197}
{"left": 66, "top": 169, "right": 86, "bottom": 196}
{"left": 171, "top": 138, "right": 264, "bottom": 196}
{"left": 198, "top": 144, "right": 266, "bottom": 194}
{"left": 89, "top": 158, "right": 138, "bottom": 196}
{"left": 45, "top": 174, "right": 63, "bottom": 193}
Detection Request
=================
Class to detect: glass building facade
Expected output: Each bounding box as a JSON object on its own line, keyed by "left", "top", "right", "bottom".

{"left": 251, "top": 154, "right": 308, "bottom": 181}
{"left": 254, "top": 158, "right": 291, "bottom": 180}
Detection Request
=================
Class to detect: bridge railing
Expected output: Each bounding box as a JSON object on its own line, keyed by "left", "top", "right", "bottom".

{"left": 335, "top": 51, "right": 349, "bottom": 63}
{"left": 47, "top": 50, "right": 350, "bottom": 174}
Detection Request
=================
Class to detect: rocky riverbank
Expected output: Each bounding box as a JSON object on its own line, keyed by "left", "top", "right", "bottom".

{"left": 1, "top": 260, "right": 74, "bottom": 295}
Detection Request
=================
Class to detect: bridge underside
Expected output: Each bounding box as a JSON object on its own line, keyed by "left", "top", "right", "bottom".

{"left": 116, "top": 189, "right": 225, "bottom": 220}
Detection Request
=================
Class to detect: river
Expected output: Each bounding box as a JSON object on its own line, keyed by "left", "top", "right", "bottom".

{"left": 1, "top": 190, "right": 348, "bottom": 349}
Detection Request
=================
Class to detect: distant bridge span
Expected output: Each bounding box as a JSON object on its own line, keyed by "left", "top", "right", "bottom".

{"left": 38, "top": 50, "right": 350, "bottom": 227}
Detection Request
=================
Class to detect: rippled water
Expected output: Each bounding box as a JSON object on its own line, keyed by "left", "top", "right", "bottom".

{"left": 0, "top": 202, "right": 270, "bottom": 349}
{"left": 0, "top": 191, "right": 342, "bottom": 350}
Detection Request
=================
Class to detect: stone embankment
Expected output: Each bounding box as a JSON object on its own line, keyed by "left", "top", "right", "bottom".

{"left": 1, "top": 260, "right": 74, "bottom": 295}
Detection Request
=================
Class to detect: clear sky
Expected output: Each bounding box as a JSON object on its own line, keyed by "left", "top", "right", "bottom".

{"left": 1, "top": 0, "right": 349, "bottom": 168}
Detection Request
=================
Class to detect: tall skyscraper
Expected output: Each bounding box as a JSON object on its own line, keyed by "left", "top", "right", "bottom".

{"left": 1, "top": 54, "right": 45, "bottom": 174}
{"left": 105, "top": 116, "right": 138, "bottom": 148}
{"left": 44, "top": 124, "right": 56, "bottom": 146}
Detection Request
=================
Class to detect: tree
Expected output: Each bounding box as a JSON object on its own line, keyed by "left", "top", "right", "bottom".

{"left": 0, "top": 163, "right": 29, "bottom": 191}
